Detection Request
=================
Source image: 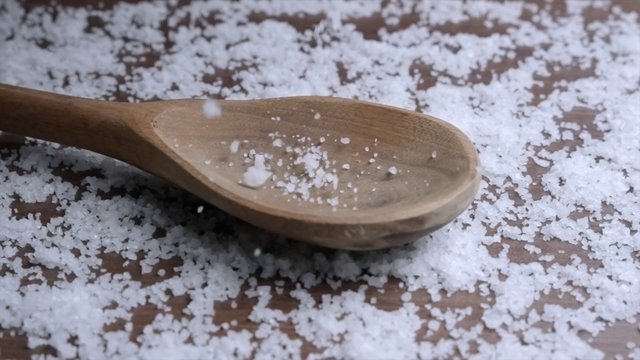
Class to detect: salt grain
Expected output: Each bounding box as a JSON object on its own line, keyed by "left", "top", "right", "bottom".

{"left": 230, "top": 140, "right": 240, "bottom": 153}
{"left": 242, "top": 154, "right": 272, "bottom": 188}
{"left": 202, "top": 99, "right": 222, "bottom": 119}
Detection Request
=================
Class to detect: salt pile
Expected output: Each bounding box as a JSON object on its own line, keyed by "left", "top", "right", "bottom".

{"left": 0, "top": 1, "right": 639, "bottom": 359}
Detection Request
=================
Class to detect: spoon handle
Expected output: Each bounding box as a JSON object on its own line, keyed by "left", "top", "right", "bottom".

{"left": 0, "top": 84, "right": 144, "bottom": 162}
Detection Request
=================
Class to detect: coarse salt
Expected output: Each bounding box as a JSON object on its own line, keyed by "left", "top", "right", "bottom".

{"left": 242, "top": 154, "right": 272, "bottom": 188}
{"left": 230, "top": 140, "right": 240, "bottom": 153}
{"left": 202, "top": 99, "right": 222, "bottom": 119}
{"left": 1, "top": 1, "right": 638, "bottom": 359}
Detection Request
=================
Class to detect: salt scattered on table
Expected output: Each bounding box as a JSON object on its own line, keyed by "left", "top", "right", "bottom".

{"left": 229, "top": 139, "right": 240, "bottom": 153}
{"left": 0, "top": 1, "right": 638, "bottom": 359}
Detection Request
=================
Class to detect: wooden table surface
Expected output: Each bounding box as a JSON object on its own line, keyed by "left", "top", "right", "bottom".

{"left": 1, "top": 0, "right": 639, "bottom": 359}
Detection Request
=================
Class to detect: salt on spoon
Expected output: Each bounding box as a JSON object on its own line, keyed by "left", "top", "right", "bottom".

{"left": 0, "top": 84, "right": 479, "bottom": 250}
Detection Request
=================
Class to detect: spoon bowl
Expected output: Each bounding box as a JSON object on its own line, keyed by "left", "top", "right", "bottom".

{"left": 0, "top": 84, "right": 480, "bottom": 250}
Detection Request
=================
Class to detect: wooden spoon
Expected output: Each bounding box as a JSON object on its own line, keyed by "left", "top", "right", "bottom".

{"left": 0, "top": 84, "right": 480, "bottom": 250}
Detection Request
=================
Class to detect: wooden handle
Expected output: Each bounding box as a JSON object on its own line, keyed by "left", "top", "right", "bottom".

{"left": 0, "top": 84, "right": 148, "bottom": 162}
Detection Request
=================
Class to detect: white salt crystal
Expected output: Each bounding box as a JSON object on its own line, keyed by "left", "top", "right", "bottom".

{"left": 388, "top": 166, "right": 398, "bottom": 175}
{"left": 428, "top": 320, "right": 440, "bottom": 332}
{"left": 202, "top": 99, "right": 222, "bottom": 119}
{"left": 196, "top": 206, "right": 204, "bottom": 213}
{"left": 340, "top": 137, "right": 351, "bottom": 144}
{"left": 242, "top": 154, "right": 272, "bottom": 188}
{"left": 230, "top": 140, "right": 240, "bottom": 153}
